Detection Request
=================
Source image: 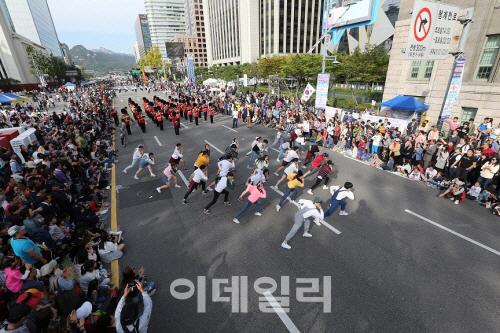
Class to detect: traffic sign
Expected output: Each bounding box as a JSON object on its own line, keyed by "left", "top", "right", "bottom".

{"left": 405, "top": 0, "right": 459, "bottom": 61}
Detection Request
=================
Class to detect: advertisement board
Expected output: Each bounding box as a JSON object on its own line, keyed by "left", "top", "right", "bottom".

{"left": 441, "top": 58, "right": 465, "bottom": 120}
{"left": 165, "top": 42, "right": 185, "bottom": 58}
{"left": 315, "top": 73, "right": 330, "bottom": 110}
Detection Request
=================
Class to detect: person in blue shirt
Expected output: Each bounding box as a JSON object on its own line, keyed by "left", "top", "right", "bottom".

{"left": 8, "top": 225, "right": 47, "bottom": 266}
{"left": 273, "top": 109, "right": 280, "bottom": 120}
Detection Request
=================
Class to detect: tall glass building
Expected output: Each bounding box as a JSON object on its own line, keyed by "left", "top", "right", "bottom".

{"left": 134, "top": 14, "right": 152, "bottom": 59}
{"left": 144, "top": 0, "right": 186, "bottom": 61}
{"left": 5, "top": 0, "right": 62, "bottom": 57}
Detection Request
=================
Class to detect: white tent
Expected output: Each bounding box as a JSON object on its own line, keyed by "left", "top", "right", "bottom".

{"left": 203, "top": 78, "right": 218, "bottom": 87}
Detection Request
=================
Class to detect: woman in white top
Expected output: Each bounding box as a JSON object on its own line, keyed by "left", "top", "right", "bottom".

{"left": 98, "top": 231, "right": 125, "bottom": 264}
{"left": 479, "top": 157, "right": 499, "bottom": 189}
{"left": 122, "top": 145, "right": 144, "bottom": 173}
{"left": 254, "top": 155, "right": 269, "bottom": 170}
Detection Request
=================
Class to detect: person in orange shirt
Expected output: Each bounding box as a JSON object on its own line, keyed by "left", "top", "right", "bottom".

{"left": 209, "top": 105, "right": 214, "bottom": 124}
{"left": 193, "top": 104, "right": 199, "bottom": 126}
{"left": 187, "top": 106, "right": 193, "bottom": 123}
{"left": 202, "top": 105, "right": 208, "bottom": 121}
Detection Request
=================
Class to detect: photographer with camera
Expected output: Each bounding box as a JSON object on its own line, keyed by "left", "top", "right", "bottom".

{"left": 115, "top": 281, "right": 152, "bottom": 333}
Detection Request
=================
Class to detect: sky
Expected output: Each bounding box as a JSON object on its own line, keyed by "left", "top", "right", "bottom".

{"left": 47, "top": 0, "right": 145, "bottom": 54}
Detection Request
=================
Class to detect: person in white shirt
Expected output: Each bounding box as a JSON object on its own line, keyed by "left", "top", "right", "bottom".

{"left": 182, "top": 164, "right": 209, "bottom": 204}
{"left": 274, "top": 147, "right": 300, "bottom": 177}
{"left": 273, "top": 158, "right": 299, "bottom": 189}
{"left": 466, "top": 182, "right": 482, "bottom": 200}
{"left": 277, "top": 141, "right": 290, "bottom": 161}
{"left": 203, "top": 172, "right": 235, "bottom": 214}
{"left": 247, "top": 168, "right": 269, "bottom": 185}
{"left": 281, "top": 197, "right": 324, "bottom": 250}
{"left": 324, "top": 182, "right": 355, "bottom": 217}
{"left": 169, "top": 143, "right": 188, "bottom": 171}
{"left": 232, "top": 108, "right": 239, "bottom": 128}
{"left": 123, "top": 145, "right": 144, "bottom": 173}
{"left": 206, "top": 156, "right": 235, "bottom": 190}
{"left": 422, "top": 166, "right": 438, "bottom": 182}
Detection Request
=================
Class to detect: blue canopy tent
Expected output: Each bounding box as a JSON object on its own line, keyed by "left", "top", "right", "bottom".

{"left": 380, "top": 95, "right": 429, "bottom": 111}
{"left": 0, "top": 93, "right": 28, "bottom": 104}
{"left": 63, "top": 82, "right": 75, "bottom": 86}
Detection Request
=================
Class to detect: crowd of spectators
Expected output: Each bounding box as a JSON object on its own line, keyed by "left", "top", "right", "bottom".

{"left": 0, "top": 83, "right": 153, "bottom": 333}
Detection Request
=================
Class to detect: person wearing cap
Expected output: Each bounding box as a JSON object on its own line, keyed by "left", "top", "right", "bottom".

{"left": 438, "top": 180, "right": 465, "bottom": 204}
{"left": 0, "top": 303, "right": 32, "bottom": 333}
{"left": 324, "top": 182, "right": 355, "bottom": 218}
{"left": 8, "top": 226, "right": 47, "bottom": 265}
{"left": 281, "top": 197, "right": 324, "bottom": 249}
{"left": 115, "top": 281, "right": 152, "bottom": 333}
{"left": 123, "top": 145, "right": 144, "bottom": 174}
{"left": 203, "top": 172, "right": 235, "bottom": 214}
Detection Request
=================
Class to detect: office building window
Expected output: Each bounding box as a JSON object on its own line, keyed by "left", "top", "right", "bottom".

{"left": 408, "top": 60, "right": 434, "bottom": 80}
{"left": 475, "top": 35, "right": 500, "bottom": 81}
{"left": 461, "top": 107, "right": 477, "bottom": 123}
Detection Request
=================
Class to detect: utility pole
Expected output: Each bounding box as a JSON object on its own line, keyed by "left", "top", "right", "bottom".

{"left": 437, "top": 9, "right": 474, "bottom": 131}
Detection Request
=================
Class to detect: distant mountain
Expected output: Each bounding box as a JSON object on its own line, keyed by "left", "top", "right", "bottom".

{"left": 91, "top": 47, "right": 133, "bottom": 57}
{"left": 69, "top": 45, "right": 135, "bottom": 73}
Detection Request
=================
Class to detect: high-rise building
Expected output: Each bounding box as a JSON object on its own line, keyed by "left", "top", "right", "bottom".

{"left": 134, "top": 14, "right": 152, "bottom": 59}
{"left": 0, "top": 1, "right": 48, "bottom": 85}
{"left": 4, "top": 0, "right": 62, "bottom": 57}
{"left": 203, "top": 0, "right": 324, "bottom": 67}
{"left": 133, "top": 41, "right": 141, "bottom": 63}
{"left": 172, "top": 0, "right": 207, "bottom": 69}
{"left": 60, "top": 43, "right": 72, "bottom": 65}
{"left": 144, "top": 0, "right": 186, "bottom": 61}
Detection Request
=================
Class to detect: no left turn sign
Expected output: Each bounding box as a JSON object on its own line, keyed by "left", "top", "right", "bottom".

{"left": 414, "top": 7, "right": 432, "bottom": 42}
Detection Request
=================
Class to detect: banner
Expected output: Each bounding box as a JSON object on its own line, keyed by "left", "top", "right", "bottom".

{"left": 360, "top": 114, "right": 409, "bottom": 131}
{"left": 243, "top": 74, "right": 248, "bottom": 87}
{"left": 301, "top": 83, "right": 316, "bottom": 102}
{"left": 187, "top": 54, "right": 195, "bottom": 84}
{"left": 315, "top": 73, "right": 330, "bottom": 110}
{"left": 441, "top": 58, "right": 465, "bottom": 120}
{"left": 325, "top": 106, "right": 343, "bottom": 121}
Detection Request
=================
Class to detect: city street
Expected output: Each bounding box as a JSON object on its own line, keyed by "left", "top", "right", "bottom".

{"left": 113, "top": 90, "right": 500, "bottom": 333}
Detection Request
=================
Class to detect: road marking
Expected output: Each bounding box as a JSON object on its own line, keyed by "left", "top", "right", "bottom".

{"left": 270, "top": 186, "right": 341, "bottom": 234}
{"left": 270, "top": 147, "right": 280, "bottom": 153}
{"left": 177, "top": 170, "right": 190, "bottom": 187}
{"left": 154, "top": 136, "right": 162, "bottom": 146}
{"left": 120, "top": 99, "right": 123, "bottom": 102}
{"left": 405, "top": 209, "right": 500, "bottom": 256}
{"left": 181, "top": 123, "right": 188, "bottom": 129}
{"left": 136, "top": 97, "right": 140, "bottom": 101}
{"left": 204, "top": 140, "right": 224, "bottom": 154}
{"left": 263, "top": 291, "right": 300, "bottom": 333}
{"left": 110, "top": 146, "right": 119, "bottom": 287}
{"left": 222, "top": 124, "right": 237, "bottom": 132}
{"left": 319, "top": 220, "right": 342, "bottom": 234}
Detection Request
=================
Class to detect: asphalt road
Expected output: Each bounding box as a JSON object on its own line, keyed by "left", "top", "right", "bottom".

{"left": 112, "top": 90, "right": 500, "bottom": 333}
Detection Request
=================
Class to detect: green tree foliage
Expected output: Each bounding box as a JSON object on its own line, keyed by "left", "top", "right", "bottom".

{"left": 26, "top": 45, "right": 81, "bottom": 83}
{"left": 137, "top": 46, "right": 169, "bottom": 73}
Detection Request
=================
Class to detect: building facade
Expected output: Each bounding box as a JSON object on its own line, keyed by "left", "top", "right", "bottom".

{"left": 4, "top": 0, "right": 62, "bottom": 57}
{"left": 383, "top": 0, "right": 499, "bottom": 127}
{"left": 144, "top": 0, "right": 186, "bottom": 61}
{"left": 133, "top": 41, "right": 141, "bottom": 63}
{"left": 203, "top": 0, "right": 324, "bottom": 67}
{"left": 134, "top": 14, "right": 152, "bottom": 59}
{"left": 0, "top": 2, "right": 47, "bottom": 85}
{"left": 60, "top": 42, "right": 72, "bottom": 65}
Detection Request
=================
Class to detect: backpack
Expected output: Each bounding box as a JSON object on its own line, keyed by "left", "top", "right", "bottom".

{"left": 56, "top": 289, "right": 82, "bottom": 316}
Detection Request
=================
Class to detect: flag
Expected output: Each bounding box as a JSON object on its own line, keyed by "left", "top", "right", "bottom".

{"left": 301, "top": 83, "right": 316, "bottom": 102}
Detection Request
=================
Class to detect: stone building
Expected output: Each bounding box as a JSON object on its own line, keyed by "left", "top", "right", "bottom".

{"left": 383, "top": 0, "right": 500, "bottom": 130}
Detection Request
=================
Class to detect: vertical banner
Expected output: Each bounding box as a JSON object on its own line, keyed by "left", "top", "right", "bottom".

{"left": 187, "top": 54, "right": 195, "bottom": 84}
{"left": 315, "top": 73, "right": 330, "bottom": 110}
{"left": 301, "top": 83, "right": 316, "bottom": 102}
{"left": 243, "top": 74, "right": 248, "bottom": 87}
{"left": 441, "top": 58, "right": 465, "bottom": 120}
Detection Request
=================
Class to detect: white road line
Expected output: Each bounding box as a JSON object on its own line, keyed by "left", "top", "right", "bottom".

{"left": 136, "top": 98, "right": 140, "bottom": 101}
{"left": 405, "top": 209, "right": 500, "bottom": 257}
{"left": 319, "top": 220, "right": 342, "bottom": 234}
{"left": 263, "top": 291, "right": 300, "bottom": 333}
{"left": 270, "top": 147, "right": 280, "bottom": 153}
{"left": 181, "top": 123, "right": 188, "bottom": 129}
{"left": 154, "top": 136, "right": 162, "bottom": 146}
{"left": 270, "top": 187, "right": 300, "bottom": 207}
{"left": 222, "top": 124, "right": 237, "bottom": 132}
{"left": 204, "top": 140, "right": 224, "bottom": 154}
{"left": 177, "top": 170, "right": 190, "bottom": 187}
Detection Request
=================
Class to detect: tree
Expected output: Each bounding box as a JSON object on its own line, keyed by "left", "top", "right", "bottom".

{"left": 257, "top": 56, "right": 288, "bottom": 78}
{"left": 330, "top": 45, "right": 389, "bottom": 105}
{"left": 26, "top": 45, "right": 71, "bottom": 84}
{"left": 281, "top": 54, "right": 322, "bottom": 83}
{"left": 136, "top": 46, "right": 170, "bottom": 76}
